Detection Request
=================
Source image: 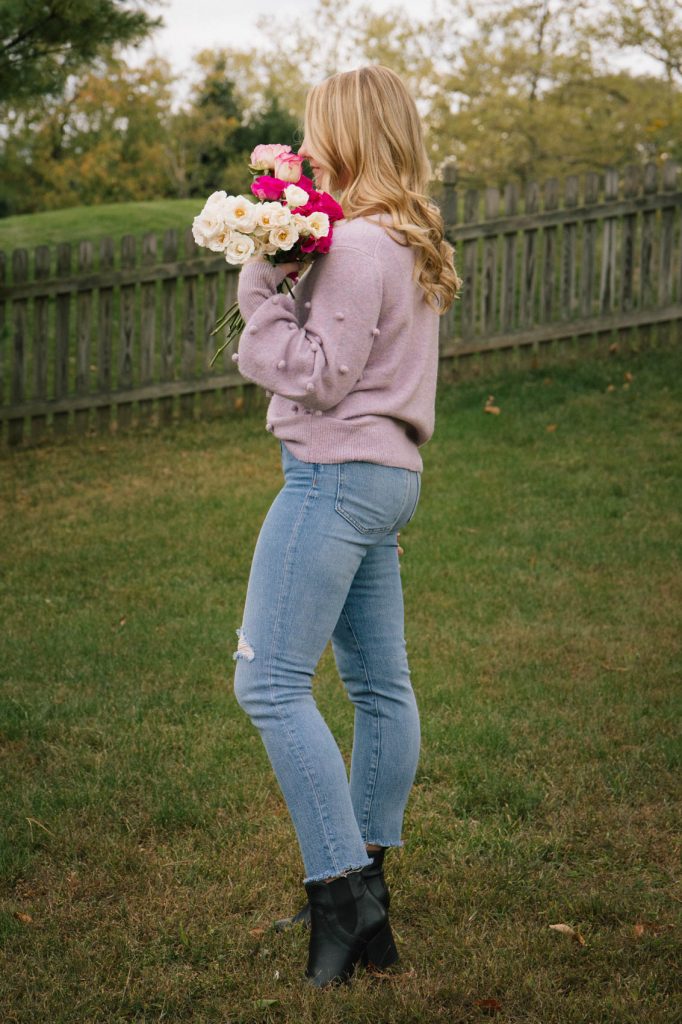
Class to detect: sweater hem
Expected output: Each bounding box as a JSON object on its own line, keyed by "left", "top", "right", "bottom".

{"left": 270, "top": 414, "right": 424, "bottom": 471}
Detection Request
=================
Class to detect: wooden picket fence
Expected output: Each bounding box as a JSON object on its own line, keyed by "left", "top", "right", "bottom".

{"left": 1, "top": 159, "right": 680, "bottom": 447}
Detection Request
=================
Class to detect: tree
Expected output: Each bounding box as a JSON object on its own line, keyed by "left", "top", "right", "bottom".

{"left": 0, "top": 0, "right": 164, "bottom": 103}
{"left": 0, "top": 54, "right": 176, "bottom": 213}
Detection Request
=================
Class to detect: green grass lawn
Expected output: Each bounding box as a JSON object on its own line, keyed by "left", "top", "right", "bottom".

{"left": 0, "top": 199, "right": 200, "bottom": 256}
{"left": 1, "top": 346, "right": 680, "bottom": 1022}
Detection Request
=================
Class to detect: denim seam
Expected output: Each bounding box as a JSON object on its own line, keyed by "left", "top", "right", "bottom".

{"left": 335, "top": 465, "right": 410, "bottom": 535}
{"left": 341, "top": 605, "right": 382, "bottom": 842}
{"left": 266, "top": 477, "right": 342, "bottom": 875}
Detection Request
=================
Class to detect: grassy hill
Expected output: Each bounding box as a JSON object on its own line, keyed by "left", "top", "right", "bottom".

{"left": 0, "top": 199, "right": 201, "bottom": 255}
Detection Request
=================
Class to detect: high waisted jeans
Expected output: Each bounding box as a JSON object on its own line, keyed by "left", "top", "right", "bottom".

{"left": 232, "top": 440, "right": 422, "bottom": 883}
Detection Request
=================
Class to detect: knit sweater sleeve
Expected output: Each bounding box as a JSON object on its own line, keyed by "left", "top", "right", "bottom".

{"left": 235, "top": 247, "right": 383, "bottom": 412}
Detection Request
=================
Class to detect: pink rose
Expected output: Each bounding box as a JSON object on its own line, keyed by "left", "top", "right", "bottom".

{"left": 250, "top": 175, "right": 290, "bottom": 201}
{"left": 292, "top": 189, "right": 344, "bottom": 224}
{"left": 313, "top": 192, "right": 345, "bottom": 222}
{"left": 295, "top": 174, "right": 316, "bottom": 194}
{"left": 299, "top": 234, "right": 319, "bottom": 253}
{"left": 273, "top": 152, "right": 305, "bottom": 183}
{"left": 250, "top": 144, "right": 291, "bottom": 170}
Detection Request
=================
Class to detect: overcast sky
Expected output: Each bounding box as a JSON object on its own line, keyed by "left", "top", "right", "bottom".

{"left": 124, "top": 0, "right": 444, "bottom": 74}
{"left": 121, "top": 0, "right": 658, "bottom": 105}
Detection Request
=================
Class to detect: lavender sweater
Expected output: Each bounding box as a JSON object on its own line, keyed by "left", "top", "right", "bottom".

{"left": 235, "top": 214, "right": 440, "bottom": 471}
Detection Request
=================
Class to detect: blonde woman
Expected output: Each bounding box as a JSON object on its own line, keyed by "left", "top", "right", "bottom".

{"left": 232, "top": 64, "right": 461, "bottom": 988}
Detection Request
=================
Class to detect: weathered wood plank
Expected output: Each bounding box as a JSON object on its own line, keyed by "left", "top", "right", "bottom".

{"left": 620, "top": 166, "right": 639, "bottom": 313}
{"left": 520, "top": 181, "right": 539, "bottom": 330}
{"left": 541, "top": 178, "right": 559, "bottom": 323}
{"left": 580, "top": 172, "right": 600, "bottom": 324}
{"left": 619, "top": 165, "right": 640, "bottom": 354}
{"left": 75, "top": 240, "right": 93, "bottom": 435}
{"left": 640, "top": 162, "right": 658, "bottom": 308}
{"left": 54, "top": 242, "right": 71, "bottom": 436}
{"left": 439, "top": 302, "right": 682, "bottom": 358}
{"left": 599, "top": 169, "right": 619, "bottom": 314}
{"left": 180, "top": 227, "right": 198, "bottom": 421}
{"left": 31, "top": 245, "right": 50, "bottom": 443}
{"left": 480, "top": 186, "right": 499, "bottom": 336}
{"left": 160, "top": 229, "right": 178, "bottom": 425}
{"left": 118, "top": 235, "right": 136, "bottom": 431}
{"left": 1, "top": 371, "right": 250, "bottom": 419}
{"left": 501, "top": 181, "right": 518, "bottom": 332}
{"left": 97, "top": 237, "right": 114, "bottom": 434}
{"left": 639, "top": 162, "right": 659, "bottom": 351}
{"left": 9, "top": 249, "right": 28, "bottom": 444}
{"left": 139, "top": 233, "right": 157, "bottom": 426}
{"left": 200, "top": 266, "right": 220, "bottom": 419}
{"left": 460, "top": 189, "right": 479, "bottom": 341}
{"left": 657, "top": 160, "right": 678, "bottom": 348}
{"left": 561, "top": 175, "right": 579, "bottom": 320}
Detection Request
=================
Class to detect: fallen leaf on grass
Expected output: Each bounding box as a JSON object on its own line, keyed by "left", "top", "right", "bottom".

{"left": 546, "top": 423, "right": 558, "bottom": 432}
{"left": 606, "top": 384, "right": 616, "bottom": 392}
{"left": 624, "top": 371, "right": 634, "bottom": 382}
{"left": 473, "top": 997, "right": 503, "bottom": 1014}
{"left": 633, "top": 921, "right": 671, "bottom": 937}
{"left": 549, "top": 923, "right": 586, "bottom": 945}
{"left": 609, "top": 342, "right": 619, "bottom": 353}
{"left": 484, "top": 395, "right": 501, "bottom": 415}
{"left": 119, "top": 616, "right": 127, "bottom": 627}
{"left": 13, "top": 911, "right": 32, "bottom": 924}
{"left": 234, "top": 397, "right": 245, "bottom": 411}
{"left": 249, "top": 927, "right": 266, "bottom": 938}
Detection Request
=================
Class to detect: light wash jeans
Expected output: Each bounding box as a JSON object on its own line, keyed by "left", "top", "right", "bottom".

{"left": 233, "top": 440, "right": 422, "bottom": 883}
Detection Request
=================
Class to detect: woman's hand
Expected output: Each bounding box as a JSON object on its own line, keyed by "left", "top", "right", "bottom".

{"left": 243, "top": 254, "right": 304, "bottom": 279}
{"left": 277, "top": 260, "right": 305, "bottom": 279}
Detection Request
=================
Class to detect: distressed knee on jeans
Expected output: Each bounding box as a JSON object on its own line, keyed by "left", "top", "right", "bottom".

{"left": 233, "top": 627, "right": 255, "bottom": 662}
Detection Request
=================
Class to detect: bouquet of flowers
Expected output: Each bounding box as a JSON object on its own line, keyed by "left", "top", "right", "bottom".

{"left": 191, "top": 143, "right": 345, "bottom": 366}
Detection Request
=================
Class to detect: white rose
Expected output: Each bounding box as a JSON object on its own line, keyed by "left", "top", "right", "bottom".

{"left": 257, "top": 202, "right": 287, "bottom": 232}
{"left": 268, "top": 203, "right": 292, "bottom": 228}
{"left": 192, "top": 208, "right": 227, "bottom": 251}
{"left": 223, "top": 195, "right": 260, "bottom": 233}
{"left": 269, "top": 221, "right": 299, "bottom": 252}
{"left": 283, "top": 184, "right": 309, "bottom": 209}
{"left": 292, "top": 213, "right": 311, "bottom": 235}
{"left": 204, "top": 190, "right": 227, "bottom": 208}
{"left": 224, "top": 232, "right": 257, "bottom": 265}
{"left": 305, "top": 211, "right": 330, "bottom": 239}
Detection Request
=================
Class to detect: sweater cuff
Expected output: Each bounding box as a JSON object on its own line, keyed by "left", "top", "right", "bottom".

{"left": 241, "top": 261, "right": 290, "bottom": 290}
{"left": 237, "top": 261, "right": 293, "bottom": 320}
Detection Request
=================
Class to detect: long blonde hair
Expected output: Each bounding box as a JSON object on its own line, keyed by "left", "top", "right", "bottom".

{"left": 302, "top": 64, "right": 462, "bottom": 315}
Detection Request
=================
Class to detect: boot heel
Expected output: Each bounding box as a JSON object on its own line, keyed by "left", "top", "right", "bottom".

{"left": 361, "top": 919, "right": 399, "bottom": 968}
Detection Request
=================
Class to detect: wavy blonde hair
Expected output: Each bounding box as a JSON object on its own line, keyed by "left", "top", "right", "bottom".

{"left": 302, "top": 64, "right": 462, "bottom": 315}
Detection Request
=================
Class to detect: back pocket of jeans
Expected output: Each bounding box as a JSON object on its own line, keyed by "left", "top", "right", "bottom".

{"left": 335, "top": 462, "right": 410, "bottom": 534}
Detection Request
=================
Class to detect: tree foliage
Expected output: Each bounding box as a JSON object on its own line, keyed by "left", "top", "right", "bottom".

{"left": 0, "top": 0, "right": 163, "bottom": 103}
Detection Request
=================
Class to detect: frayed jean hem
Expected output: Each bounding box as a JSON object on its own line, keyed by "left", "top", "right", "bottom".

{"left": 303, "top": 860, "right": 373, "bottom": 885}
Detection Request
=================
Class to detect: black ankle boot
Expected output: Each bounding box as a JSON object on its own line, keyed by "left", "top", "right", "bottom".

{"left": 273, "top": 847, "right": 400, "bottom": 970}
{"left": 304, "top": 869, "right": 387, "bottom": 987}
{"left": 358, "top": 847, "right": 400, "bottom": 970}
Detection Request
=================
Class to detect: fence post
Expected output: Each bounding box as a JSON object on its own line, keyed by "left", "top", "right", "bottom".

{"left": 33, "top": 245, "right": 50, "bottom": 443}
{"left": 54, "top": 242, "right": 71, "bottom": 437}
{"left": 97, "top": 237, "right": 114, "bottom": 435}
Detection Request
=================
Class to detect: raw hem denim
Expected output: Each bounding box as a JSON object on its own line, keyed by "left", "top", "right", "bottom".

{"left": 233, "top": 440, "right": 422, "bottom": 884}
